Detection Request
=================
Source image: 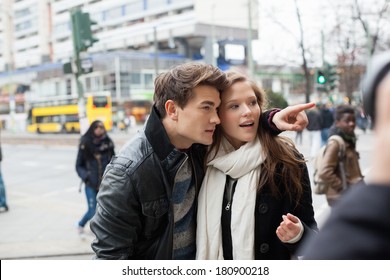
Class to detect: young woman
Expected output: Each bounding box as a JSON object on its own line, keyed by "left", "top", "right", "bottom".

{"left": 75, "top": 120, "right": 115, "bottom": 235}
{"left": 196, "top": 71, "right": 318, "bottom": 260}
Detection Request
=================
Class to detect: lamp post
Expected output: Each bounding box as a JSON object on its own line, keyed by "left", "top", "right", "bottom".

{"left": 153, "top": 26, "right": 159, "bottom": 77}
{"left": 247, "top": 0, "right": 254, "bottom": 78}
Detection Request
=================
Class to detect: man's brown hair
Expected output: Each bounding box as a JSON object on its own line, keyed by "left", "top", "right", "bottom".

{"left": 153, "top": 62, "right": 229, "bottom": 118}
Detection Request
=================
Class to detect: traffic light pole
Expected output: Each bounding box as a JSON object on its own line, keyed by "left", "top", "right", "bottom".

{"left": 71, "top": 11, "right": 88, "bottom": 135}
{"left": 75, "top": 54, "right": 88, "bottom": 135}
{"left": 316, "top": 60, "right": 339, "bottom": 94}
{"left": 69, "top": 7, "right": 98, "bottom": 135}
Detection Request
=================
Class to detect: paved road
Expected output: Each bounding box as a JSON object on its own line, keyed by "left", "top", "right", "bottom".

{"left": 0, "top": 127, "right": 142, "bottom": 260}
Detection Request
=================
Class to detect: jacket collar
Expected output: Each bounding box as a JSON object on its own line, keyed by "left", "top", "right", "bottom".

{"left": 146, "top": 106, "right": 193, "bottom": 187}
{"left": 145, "top": 106, "right": 181, "bottom": 161}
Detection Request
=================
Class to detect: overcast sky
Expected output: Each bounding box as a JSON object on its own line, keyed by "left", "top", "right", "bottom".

{"left": 254, "top": 0, "right": 390, "bottom": 67}
{"left": 254, "top": 0, "right": 327, "bottom": 66}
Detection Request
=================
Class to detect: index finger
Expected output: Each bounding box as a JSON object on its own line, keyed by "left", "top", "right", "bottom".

{"left": 288, "top": 102, "right": 315, "bottom": 113}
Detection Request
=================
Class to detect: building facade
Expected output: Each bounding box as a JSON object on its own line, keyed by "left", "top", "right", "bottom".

{"left": 0, "top": 0, "right": 258, "bottom": 129}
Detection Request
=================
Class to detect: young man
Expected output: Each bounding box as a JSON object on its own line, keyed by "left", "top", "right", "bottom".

{"left": 317, "top": 105, "right": 364, "bottom": 207}
{"left": 90, "top": 62, "right": 313, "bottom": 259}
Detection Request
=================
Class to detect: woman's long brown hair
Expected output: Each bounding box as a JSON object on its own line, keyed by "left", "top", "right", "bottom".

{"left": 207, "top": 71, "right": 305, "bottom": 204}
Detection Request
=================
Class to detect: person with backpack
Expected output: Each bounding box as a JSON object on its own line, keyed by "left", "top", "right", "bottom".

{"left": 316, "top": 105, "right": 364, "bottom": 207}
{"left": 75, "top": 120, "right": 115, "bottom": 236}
{"left": 301, "top": 52, "right": 390, "bottom": 260}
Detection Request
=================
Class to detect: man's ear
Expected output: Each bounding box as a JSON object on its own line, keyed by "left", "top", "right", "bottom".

{"left": 165, "top": 100, "right": 178, "bottom": 121}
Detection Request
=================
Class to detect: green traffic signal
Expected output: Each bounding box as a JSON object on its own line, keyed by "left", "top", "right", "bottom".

{"left": 71, "top": 9, "right": 99, "bottom": 53}
{"left": 327, "top": 67, "right": 337, "bottom": 90}
{"left": 317, "top": 70, "right": 326, "bottom": 84}
{"left": 316, "top": 64, "right": 339, "bottom": 91}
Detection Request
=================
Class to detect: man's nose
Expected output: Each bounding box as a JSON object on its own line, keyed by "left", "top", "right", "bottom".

{"left": 211, "top": 111, "right": 220, "bottom": 124}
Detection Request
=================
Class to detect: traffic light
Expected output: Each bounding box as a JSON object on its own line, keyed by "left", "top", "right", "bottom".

{"left": 71, "top": 9, "right": 99, "bottom": 53}
{"left": 326, "top": 64, "right": 338, "bottom": 91}
{"left": 317, "top": 70, "right": 326, "bottom": 85}
{"left": 63, "top": 62, "right": 73, "bottom": 74}
{"left": 316, "top": 64, "right": 339, "bottom": 92}
{"left": 108, "top": 73, "right": 116, "bottom": 92}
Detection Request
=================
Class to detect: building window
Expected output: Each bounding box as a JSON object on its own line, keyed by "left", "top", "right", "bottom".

{"left": 14, "top": 8, "right": 31, "bottom": 19}
{"left": 124, "top": 1, "right": 144, "bottom": 15}
{"left": 102, "top": 7, "right": 124, "bottom": 21}
{"left": 85, "top": 76, "right": 102, "bottom": 92}
{"left": 54, "top": 22, "right": 70, "bottom": 34}
{"left": 130, "top": 73, "right": 141, "bottom": 85}
{"left": 144, "top": 73, "right": 154, "bottom": 89}
{"left": 146, "top": 0, "right": 169, "bottom": 10}
{"left": 15, "top": 20, "right": 33, "bottom": 32}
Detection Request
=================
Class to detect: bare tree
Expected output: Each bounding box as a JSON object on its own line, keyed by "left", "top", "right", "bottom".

{"left": 354, "top": 0, "right": 390, "bottom": 56}
{"left": 327, "top": 0, "right": 390, "bottom": 103}
{"left": 260, "top": 0, "right": 390, "bottom": 104}
{"left": 264, "top": 0, "right": 314, "bottom": 103}
{"left": 328, "top": 2, "right": 362, "bottom": 104}
{"left": 293, "top": 0, "right": 312, "bottom": 103}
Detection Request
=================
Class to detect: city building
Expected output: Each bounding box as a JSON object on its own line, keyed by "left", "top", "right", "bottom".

{"left": 0, "top": 0, "right": 258, "bottom": 129}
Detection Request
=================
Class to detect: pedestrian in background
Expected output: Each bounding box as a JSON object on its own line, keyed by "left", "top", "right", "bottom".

{"left": 355, "top": 106, "right": 368, "bottom": 133}
{"left": 319, "top": 103, "right": 334, "bottom": 146}
{"left": 301, "top": 57, "right": 390, "bottom": 260}
{"left": 0, "top": 141, "right": 9, "bottom": 213}
{"left": 75, "top": 120, "right": 115, "bottom": 236}
{"left": 196, "top": 71, "right": 317, "bottom": 260}
{"left": 306, "top": 105, "right": 322, "bottom": 159}
{"left": 295, "top": 129, "right": 303, "bottom": 145}
{"left": 317, "top": 105, "right": 364, "bottom": 207}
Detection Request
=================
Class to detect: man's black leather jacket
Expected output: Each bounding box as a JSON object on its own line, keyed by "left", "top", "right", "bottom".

{"left": 90, "top": 107, "right": 206, "bottom": 259}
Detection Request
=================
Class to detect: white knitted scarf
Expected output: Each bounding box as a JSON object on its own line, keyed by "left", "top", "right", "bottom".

{"left": 196, "top": 136, "right": 265, "bottom": 259}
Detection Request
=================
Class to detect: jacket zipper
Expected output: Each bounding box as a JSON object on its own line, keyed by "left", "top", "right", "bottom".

{"left": 225, "top": 177, "right": 237, "bottom": 211}
{"left": 94, "top": 153, "right": 102, "bottom": 189}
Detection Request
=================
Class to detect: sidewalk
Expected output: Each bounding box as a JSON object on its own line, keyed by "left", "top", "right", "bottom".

{"left": 1, "top": 125, "right": 143, "bottom": 149}
{"left": 0, "top": 206, "right": 95, "bottom": 260}
{"left": 0, "top": 126, "right": 144, "bottom": 260}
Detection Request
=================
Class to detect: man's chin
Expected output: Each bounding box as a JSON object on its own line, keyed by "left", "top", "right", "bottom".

{"left": 198, "top": 138, "right": 213, "bottom": 146}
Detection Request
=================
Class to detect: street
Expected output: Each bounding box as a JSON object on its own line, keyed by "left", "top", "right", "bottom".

{"left": 0, "top": 127, "right": 375, "bottom": 259}
{"left": 0, "top": 126, "right": 142, "bottom": 260}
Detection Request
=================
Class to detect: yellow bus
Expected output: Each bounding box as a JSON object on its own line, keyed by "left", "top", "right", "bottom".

{"left": 27, "top": 92, "right": 112, "bottom": 133}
